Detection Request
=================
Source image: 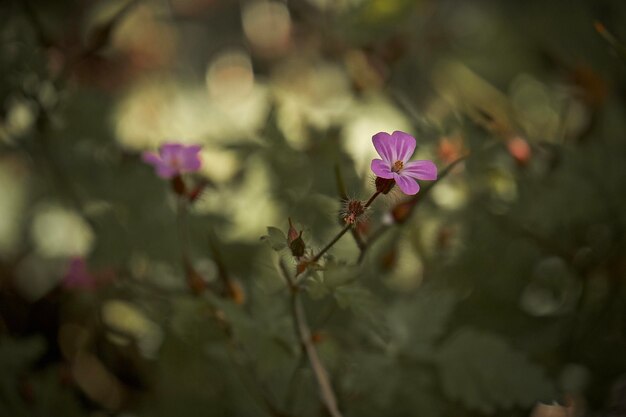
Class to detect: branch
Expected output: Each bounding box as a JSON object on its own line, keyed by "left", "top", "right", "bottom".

{"left": 280, "top": 261, "right": 343, "bottom": 417}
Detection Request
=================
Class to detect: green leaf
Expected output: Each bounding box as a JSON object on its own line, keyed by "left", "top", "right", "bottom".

{"left": 261, "top": 226, "right": 287, "bottom": 251}
{"left": 435, "top": 328, "right": 556, "bottom": 413}
{"left": 0, "top": 336, "right": 46, "bottom": 375}
{"left": 333, "top": 284, "right": 388, "bottom": 339}
{"left": 389, "top": 287, "right": 456, "bottom": 358}
{"left": 334, "top": 284, "right": 375, "bottom": 311}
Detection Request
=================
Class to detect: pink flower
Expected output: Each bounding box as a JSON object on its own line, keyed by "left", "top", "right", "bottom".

{"left": 62, "top": 257, "right": 97, "bottom": 290}
{"left": 142, "top": 143, "right": 202, "bottom": 179}
{"left": 62, "top": 257, "right": 115, "bottom": 291}
{"left": 370, "top": 131, "right": 438, "bottom": 195}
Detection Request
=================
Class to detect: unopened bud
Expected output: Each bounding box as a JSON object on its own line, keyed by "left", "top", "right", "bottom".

{"left": 290, "top": 231, "right": 306, "bottom": 258}
{"left": 287, "top": 218, "right": 306, "bottom": 257}
{"left": 375, "top": 176, "right": 395, "bottom": 194}
{"left": 287, "top": 217, "right": 299, "bottom": 243}
{"left": 226, "top": 279, "right": 246, "bottom": 305}
{"left": 507, "top": 136, "right": 531, "bottom": 166}
{"left": 391, "top": 201, "right": 414, "bottom": 224}
{"left": 184, "top": 260, "right": 206, "bottom": 295}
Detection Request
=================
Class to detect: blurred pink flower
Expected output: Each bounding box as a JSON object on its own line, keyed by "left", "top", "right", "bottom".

{"left": 62, "top": 257, "right": 97, "bottom": 290}
{"left": 370, "top": 131, "right": 437, "bottom": 195}
{"left": 142, "top": 143, "right": 202, "bottom": 179}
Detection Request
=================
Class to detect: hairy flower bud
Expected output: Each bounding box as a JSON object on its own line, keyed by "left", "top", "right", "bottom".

{"left": 342, "top": 199, "right": 366, "bottom": 225}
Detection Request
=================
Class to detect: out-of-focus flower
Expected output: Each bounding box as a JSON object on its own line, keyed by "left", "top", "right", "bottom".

{"left": 437, "top": 134, "right": 466, "bottom": 164}
{"left": 371, "top": 131, "right": 438, "bottom": 195}
{"left": 142, "top": 143, "right": 202, "bottom": 178}
{"left": 61, "top": 257, "right": 115, "bottom": 291}
{"left": 62, "top": 257, "right": 97, "bottom": 290}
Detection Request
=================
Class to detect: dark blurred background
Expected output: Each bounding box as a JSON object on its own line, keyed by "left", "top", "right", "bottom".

{"left": 1, "top": 0, "right": 625, "bottom": 416}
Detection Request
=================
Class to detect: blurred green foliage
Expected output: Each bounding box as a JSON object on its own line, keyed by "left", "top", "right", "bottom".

{"left": 1, "top": 0, "right": 626, "bottom": 416}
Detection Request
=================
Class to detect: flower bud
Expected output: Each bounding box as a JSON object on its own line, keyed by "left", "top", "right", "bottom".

{"left": 287, "top": 217, "right": 299, "bottom": 243}
{"left": 184, "top": 260, "right": 206, "bottom": 295}
{"left": 391, "top": 200, "right": 414, "bottom": 224}
{"left": 287, "top": 218, "right": 306, "bottom": 258}
{"left": 290, "top": 231, "right": 306, "bottom": 258}
{"left": 343, "top": 199, "right": 365, "bottom": 225}
{"left": 226, "top": 279, "right": 246, "bottom": 305}
{"left": 507, "top": 136, "right": 531, "bottom": 167}
{"left": 375, "top": 176, "right": 395, "bottom": 194}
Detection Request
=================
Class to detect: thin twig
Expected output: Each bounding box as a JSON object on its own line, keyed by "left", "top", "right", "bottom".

{"left": 280, "top": 261, "right": 343, "bottom": 417}
{"left": 310, "top": 224, "right": 352, "bottom": 264}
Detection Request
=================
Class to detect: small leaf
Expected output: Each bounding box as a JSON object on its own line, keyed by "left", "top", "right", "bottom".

{"left": 436, "top": 327, "right": 556, "bottom": 413}
{"left": 261, "top": 226, "right": 287, "bottom": 251}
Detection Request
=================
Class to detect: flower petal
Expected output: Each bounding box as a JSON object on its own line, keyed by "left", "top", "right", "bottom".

{"left": 372, "top": 132, "right": 394, "bottom": 163}
{"left": 141, "top": 151, "right": 162, "bottom": 166}
{"left": 180, "top": 145, "right": 202, "bottom": 172}
{"left": 159, "top": 143, "right": 184, "bottom": 160}
{"left": 391, "top": 131, "right": 416, "bottom": 163}
{"left": 371, "top": 159, "right": 394, "bottom": 179}
{"left": 155, "top": 164, "right": 177, "bottom": 178}
{"left": 393, "top": 173, "right": 420, "bottom": 195}
{"left": 402, "top": 160, "right": 438, "bottom": 180}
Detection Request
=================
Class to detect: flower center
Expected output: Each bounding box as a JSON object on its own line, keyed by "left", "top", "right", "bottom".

{"left": 392, "top": 160, "right": 404, "bottom": 172}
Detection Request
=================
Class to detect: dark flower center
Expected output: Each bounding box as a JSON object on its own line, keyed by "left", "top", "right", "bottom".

{"left": 392, "top": 160, "right": 404, "bottom": 172}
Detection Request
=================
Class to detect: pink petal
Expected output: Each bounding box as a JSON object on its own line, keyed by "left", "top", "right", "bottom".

{"left": 155, "top": 164, "right": 177, "bottom": 178}
{"left": 142, "top": 151, "right": 162, "bottom": 166}
{"left": 402, "top": 160, "right": 438, "bottom": 180}
{"left": 180, "top": 145, "right": 202, "bottom": 172}
{"left": 371, "top": 159, "right": 394, "bottom": 179}
{"left": 372, "top": 132, "right": 395, "bottom": 163}
{"left": 393, "top": 173, "right": 420, "bottom": 195}
{"left": 391, "top": 131, "right": 416, "bottom": 163}
{"left": 159, "top": 143, "right": 184, "bottom": 160}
